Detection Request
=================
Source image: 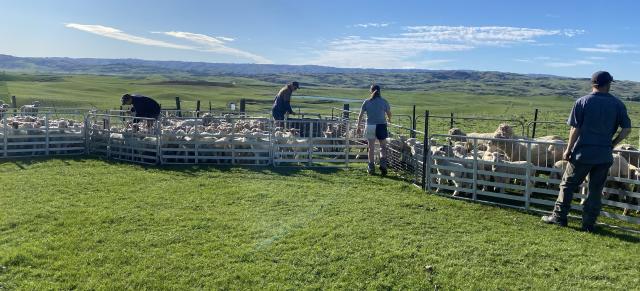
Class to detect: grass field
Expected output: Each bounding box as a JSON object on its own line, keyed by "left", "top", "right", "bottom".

{"left": 1, "top": 158, "right": 639, "bottom": 289}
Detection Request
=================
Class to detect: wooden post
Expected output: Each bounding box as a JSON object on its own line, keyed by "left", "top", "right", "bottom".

{"left": 196, "top": 100, "right": 201, "bottom": 117}
{"left": 449, "top": 112, "right": 454, "bottom": 129}
{"left": 10, "top": 96, "right": 16, "bottom": 108}
{"left": 240, "top": 98, "right": 246, "bottom": 113}
{"left": 531, "top": 108, "right": 539, "bottom": 138}
{"left": 209, "top": 101, "right": 212, "bottom": 112}
{"left": 175, "top": 97, "right": 181, "bottom": 117}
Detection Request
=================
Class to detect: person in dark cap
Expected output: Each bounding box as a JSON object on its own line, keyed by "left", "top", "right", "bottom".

{"left": 272, "top": 82, "right": 299, "bottom": 120}
{"left": 542, "top": 71, "right": 631, "bottom": 232}
{"left": 121, "top": 94, "right": 161, "bottom": 124}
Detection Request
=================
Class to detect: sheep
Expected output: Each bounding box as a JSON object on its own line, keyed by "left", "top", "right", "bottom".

{"left": 0, "top": 103, "right": 9, "bottom": 117}
{"left": 19, "top": 101, "right": 40, "bottom": 116}
{"left": 447, "top": 127, "right": 466, "bottom": 143}
{"left": 615, "top": 144, "right": 639, "bottom": 168}
{"left": 488, "top": 134, "right": 562, "bottom": 168}
{"left": 491, "top": 152, "right": 534, "bottom": 193}
{"left": 432, "top": 150, "right": 469, "bottom": 197}
{"left": 547, "top": 160, "right": 569, "bottom": 189}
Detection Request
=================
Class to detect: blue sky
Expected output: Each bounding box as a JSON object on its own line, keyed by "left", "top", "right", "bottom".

{"left": 1, "top": 0, "right": 639, "bottom": 80}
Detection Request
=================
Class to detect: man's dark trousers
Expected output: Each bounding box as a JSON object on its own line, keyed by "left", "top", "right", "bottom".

{"left": 553, "top": 160, "right": 612, "bottom": 227}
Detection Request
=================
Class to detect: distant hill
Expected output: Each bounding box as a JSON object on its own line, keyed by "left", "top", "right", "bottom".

{"left": 1, "top": 54, "right": 639, "bottom": 100}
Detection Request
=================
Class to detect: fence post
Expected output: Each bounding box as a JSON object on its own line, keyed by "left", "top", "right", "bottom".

{"left": 3, "top": 116, "right": 7, "bottom": 157}
{"left": 422, "top": 110, "right": 430, "bottom": 191}
{"left": 525, "top": 142, "right": 532, "bottom": 210}
{"left": 343, "top": 104, "right": 350, "bottom": 121}
{"left": 449, "top": 112, "right": 454, "bottom": 129}
{"left": 84, "top": 114, "right": 90, "bottom": 155}
{"left": 196, "top": 100, "right": 201, "bottom": 117}
{"left": 411, "top": 105, "right": 417, "bottom": 138}
{"left": 10, "top": 95, "right": 16, "bottom": 108}
{"left": 209, "top": 101, "right": 212, "bottom": 112}
{"left": 175, "top": 97, "right": 181, "bottom": 117}
{"left": 240, "top": 98, "right": 246, "bottom": 113}
{"left": 45, "top": 114, "right": 50, "bottom": 156}
{"left": 531, "top": 108, "right": 539, "bottom": 138}
{"left": 472, "top": 138, "right": 478, "bottom": 201}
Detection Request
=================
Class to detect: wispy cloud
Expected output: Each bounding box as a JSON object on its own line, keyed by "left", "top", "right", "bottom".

{"left": 66, "top": 23, "right": 271, "bottom": 63}
{"left": 545, "top": 60, "right": 594, "bottom": 67}
{"left": 154, "top": 31, "right": 270, "bottom": 63}
{"left": 515, "top": 59, "right": 533, "bottom": 63}
{"left": 587, "top": 56, "right": 606, "bottom": 60}
{"left": 308, "top": 25, "right": 582, "bottom": 68}
{"left": 577, "top": 44, "right": 639, "bottom": 54}
{"left": 351, "top": 23, "right": 391, "bottom": 28}
{"left": 65, "top": 23, "right": 194, "bottom": 50}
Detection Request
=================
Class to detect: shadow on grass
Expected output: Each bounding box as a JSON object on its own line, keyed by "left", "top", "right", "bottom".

{"left": 1, "top": 155, "right": 347, "bottom": 176}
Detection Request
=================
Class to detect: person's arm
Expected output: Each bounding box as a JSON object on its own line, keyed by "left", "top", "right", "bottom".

{"left": 356, "top": 102, "right": 366, "bottom": 134}
{"left": 563, "top": 127, "right": 581, "bottom": 160}
{"left": 385, "top": 100, "right": 391, "bottom": 123}
{"left": 612, "top": 128, "right": 632, "bottom": 147}
{"left": 283, "top": 89, "right": 294, "bottom": 114}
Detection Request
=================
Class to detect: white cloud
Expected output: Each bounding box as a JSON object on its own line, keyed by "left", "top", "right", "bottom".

{"left": 545, "top": 60, "right": 594, "bottom": 67}
{"left": 65, "top": 23, "right": 194, "bottom": 50}
{"left": 515, "top": 59, "right": 533, "bottom": 63}
{"left": 587, "top": 56, "right": 606, "bottom": 60}
{"left": 352, "top": 23, "right": 391, "bottom": 28}
{"left": 577, "top": 44, "right": 639, "bottom": 54}
{"left": 154, "top": 31, "right": 271, "bottom": 63}
{"left": 66, "top": 23, "right": 271, "bottom": 63}
{"left": 308, "top": 25, "right": 581, "bottom": 68}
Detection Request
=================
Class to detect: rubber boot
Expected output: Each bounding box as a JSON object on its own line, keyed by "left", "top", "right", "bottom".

{"left": 367, "top": 162, "right": 376, "bottom": 175}
{"left": 379, "top": 158, "right": 388, "bottom": 176}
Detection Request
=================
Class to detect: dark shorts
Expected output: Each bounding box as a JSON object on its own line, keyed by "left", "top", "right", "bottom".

{"left": 365, "top": 124, "right": 388, "bottom": 140}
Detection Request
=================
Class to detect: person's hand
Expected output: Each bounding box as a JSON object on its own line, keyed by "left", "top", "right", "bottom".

{"left": 356, "top": 125, "right": 363, "bottom": 135}
{"left": 562, "top": 149, "right": 572, "bottom": 161}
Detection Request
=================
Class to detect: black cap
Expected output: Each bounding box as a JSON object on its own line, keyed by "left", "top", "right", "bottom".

{"left": 591, "top": 71, "right": 614, "bottom": 86}
{"left": 291, "top": 81, "right": 300, "bottom": 89}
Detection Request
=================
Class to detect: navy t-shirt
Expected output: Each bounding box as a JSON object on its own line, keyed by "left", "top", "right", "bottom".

{"left": 131, "top": 95, "right": 161, "bottom": 118}
{"left": 568, "top": 92, "right": 631, "bottom": 164}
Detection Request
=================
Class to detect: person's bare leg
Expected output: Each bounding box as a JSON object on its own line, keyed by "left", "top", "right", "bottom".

{"left": 367, "top": 139, "right": 376, "bottom": 174}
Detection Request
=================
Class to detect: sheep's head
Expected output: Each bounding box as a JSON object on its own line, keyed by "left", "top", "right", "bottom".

{"left": 494, "top": 123, "right": 514, "bottom": 139}
{"left": 448, "top": 127, "right": 466, "bottom": 136}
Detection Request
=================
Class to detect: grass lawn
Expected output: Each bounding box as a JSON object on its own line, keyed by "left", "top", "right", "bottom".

{"left": 1, "top": 158, "right": 639, "bottom": 289}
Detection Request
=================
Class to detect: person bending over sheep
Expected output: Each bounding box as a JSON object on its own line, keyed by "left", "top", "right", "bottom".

{"left": 357, "top": 85, "right": 392, "bottom": 176}
{"left": 121, "top": 94, "right": 161, "bottom": 127}
{"left": 541, "top": 71, "right": 631, "bottom": 232}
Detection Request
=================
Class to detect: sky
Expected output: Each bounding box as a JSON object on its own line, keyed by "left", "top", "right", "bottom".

{"left": 1, "top": 0, "right": 639, "bottom": 81}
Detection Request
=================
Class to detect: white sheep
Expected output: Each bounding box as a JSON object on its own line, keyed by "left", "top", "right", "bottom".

{"left": 432, "top": 150, "right": 469, "bottom": 197}
{"left": 491, "top": 152, "right": 534, "bottom": 193}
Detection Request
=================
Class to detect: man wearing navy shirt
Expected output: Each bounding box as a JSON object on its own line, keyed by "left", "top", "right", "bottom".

{"left": 542, "top": 71, "right": 631, "bottom": 232}
{"left": 121, "top": 94, "right": 161, "bottom": 123}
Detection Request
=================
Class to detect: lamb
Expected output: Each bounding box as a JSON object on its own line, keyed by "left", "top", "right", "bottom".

{"left": 548, "top": 160, "right": 569, "bottom": 189}
{"left": 488, "top": 135, "right": 563, "bottom": 168}
{"left": 491, "top": 152, "right": 534, "bottom": 193}
{"left": 432, "top": 150, "right": 469, "bottom": 197}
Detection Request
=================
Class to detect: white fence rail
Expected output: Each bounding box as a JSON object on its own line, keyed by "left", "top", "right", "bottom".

{"left": 425, "top": 134, "right": 640, "bottom": 224}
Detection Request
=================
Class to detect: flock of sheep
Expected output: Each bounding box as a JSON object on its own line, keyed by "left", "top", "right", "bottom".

{"left": 90, "top": 113, "right": 364, "bottom": 164}
{"left": 387, "top": 123, "right": 640, "bottom": 216}
{"left": 0, "top": 113, "right": 85, "bottom": 156}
